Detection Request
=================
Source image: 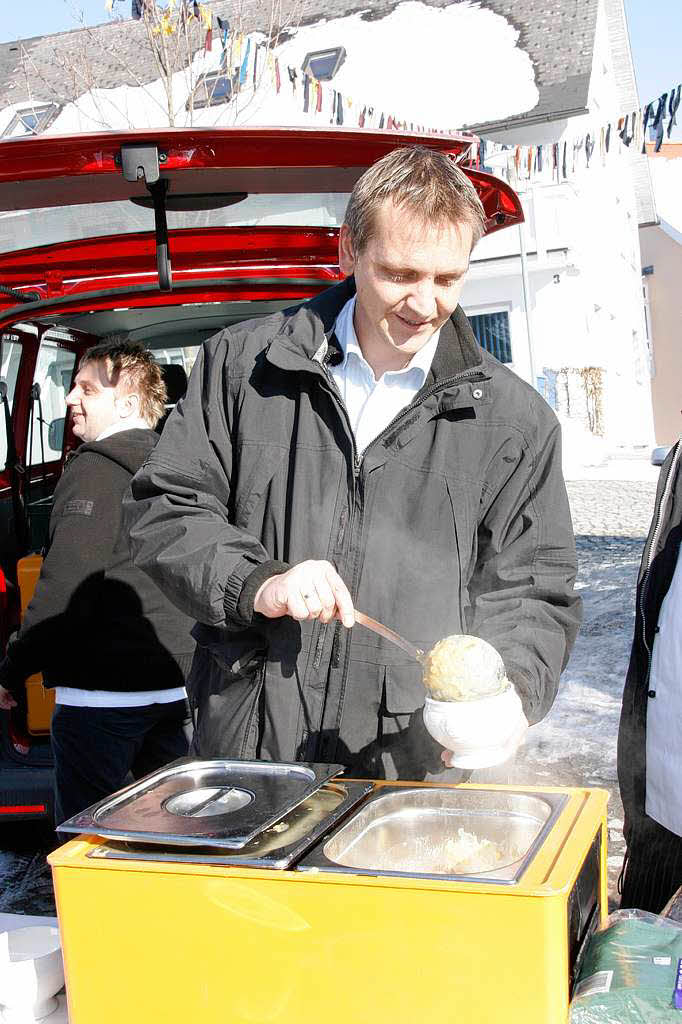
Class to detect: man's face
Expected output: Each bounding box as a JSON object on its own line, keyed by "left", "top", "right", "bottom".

{"left": 66, "top": 360, "right": 131, "bottom": 443}
{"left": 339, "top": 199, "right": 473, "bottom": 371}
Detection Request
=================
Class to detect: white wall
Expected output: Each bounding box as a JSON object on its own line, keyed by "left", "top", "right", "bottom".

{"left": 462, "top": 0, "right": 654, "bottom": 446}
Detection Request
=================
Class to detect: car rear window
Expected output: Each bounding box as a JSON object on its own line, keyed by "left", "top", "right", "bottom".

{"left": 0, "top": 193, "right": 349, "bottom": 255}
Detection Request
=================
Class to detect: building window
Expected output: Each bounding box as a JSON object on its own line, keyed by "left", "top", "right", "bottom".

{"left": 2, "top": 102, "right": 61, "bottom": 137}
{"left": 189, "top": 70, "right": 236, "bottom": 110}
{"left": 537, "top": 368, "right": 558, "bottom": 409}
{"left": 301, "top": 47, "right": 346, "bottom": 82}
{"left": 468, "top": 310, "right": 512, "bottom": 363}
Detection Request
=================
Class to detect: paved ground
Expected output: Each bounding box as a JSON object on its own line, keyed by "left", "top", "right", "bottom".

{"left": 0, "top": 468, "right": 660, "bottom": 916}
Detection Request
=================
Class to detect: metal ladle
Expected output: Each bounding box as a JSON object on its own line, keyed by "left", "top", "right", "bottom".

{"left": 354, "top": 610, "right": 425, "bottom": 663}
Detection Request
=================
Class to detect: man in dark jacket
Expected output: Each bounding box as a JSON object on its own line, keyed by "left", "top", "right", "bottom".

{"left": 125, "top": 147, "right": 581, "bottom": 780}
{"left": 618, "top": 441, "right": 682, "bottom": 912}
{"left": 0, "top": 340, "right": 195, "bottom": 822}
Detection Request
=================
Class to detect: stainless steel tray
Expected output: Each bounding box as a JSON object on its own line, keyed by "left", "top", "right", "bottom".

{"left": 58, "top": 758, "right": 345, "bottom": 849}
{"left": 298, "top": 786, "right": 568, "bottom": 884}
{"left": 84, "top": 780, "right": 374, "bottom": 869}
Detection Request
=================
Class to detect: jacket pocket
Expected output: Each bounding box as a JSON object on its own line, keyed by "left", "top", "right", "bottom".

{"left": 233, "top": 442, "right": 286, "bottom": 527}
{"left": 383, "top": 662, "right": 427, "bottom": 714}
{"left": 188, "top": 629, "right": 266, "bottom": 758}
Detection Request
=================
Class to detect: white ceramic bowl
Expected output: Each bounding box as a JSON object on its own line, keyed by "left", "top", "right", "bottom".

{"left": 423, "top": 686, "right": 528, "bottom": 769}
{"left": 0, "top": 926, "right": 64, "bottom": 1022}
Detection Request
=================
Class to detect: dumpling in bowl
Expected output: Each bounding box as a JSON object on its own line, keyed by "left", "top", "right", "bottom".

{"left": 422, "top": 634, "right": 508, "bottom": 701}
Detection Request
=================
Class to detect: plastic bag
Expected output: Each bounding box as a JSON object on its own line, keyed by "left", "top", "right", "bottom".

{"left": 570, "top": 909, "right": 682, "bottom": 1023}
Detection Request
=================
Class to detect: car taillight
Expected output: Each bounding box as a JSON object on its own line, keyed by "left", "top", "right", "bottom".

{"left": 0, "top": 803, "right": 47, "bottom": 814}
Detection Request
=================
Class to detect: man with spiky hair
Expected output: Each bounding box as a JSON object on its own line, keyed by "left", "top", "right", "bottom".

{"left": 126, "top": 147, "right": 580, "bottom": 779}
{"left": 0, "top": 339, "right": 195, "bottom": 822}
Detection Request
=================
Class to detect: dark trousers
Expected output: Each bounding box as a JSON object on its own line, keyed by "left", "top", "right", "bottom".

{"left": 620, "top": 814, "right": 682, "bottom": 914}
{"left": 51, "top": 700, "right": 190, "bottom": 825}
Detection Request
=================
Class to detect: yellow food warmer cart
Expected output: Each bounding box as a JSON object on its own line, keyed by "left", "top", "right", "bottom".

{"left": 49, "top": 761, "right": 608, "bottom": 1024}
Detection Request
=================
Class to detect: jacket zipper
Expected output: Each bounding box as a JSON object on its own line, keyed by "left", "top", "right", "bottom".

{"left": 638, "top": 440, "right": 682, "bottom": 675}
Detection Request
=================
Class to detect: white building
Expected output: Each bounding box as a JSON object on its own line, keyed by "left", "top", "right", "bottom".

{"left": 0, "top": 0, "right": 657, "bottom": 453}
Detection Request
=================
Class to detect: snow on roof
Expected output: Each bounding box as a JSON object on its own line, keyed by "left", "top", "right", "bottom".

{"left": 0, "top": 0, "right": 598, "bottom": 132}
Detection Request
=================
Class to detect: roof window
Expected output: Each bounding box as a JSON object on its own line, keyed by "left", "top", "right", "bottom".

{"left": 188, "top": 70, "right": 236, "bottom": 110}
{"left": 2, "top": 102, "right": 61, "bottom": 138}
{"left": 301, "top": 47, "right": 346, "bottom": 82}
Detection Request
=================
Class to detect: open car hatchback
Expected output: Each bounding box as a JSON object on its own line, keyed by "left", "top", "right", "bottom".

{"left": 0, "top": 125, "right": 522, "bottom": 821}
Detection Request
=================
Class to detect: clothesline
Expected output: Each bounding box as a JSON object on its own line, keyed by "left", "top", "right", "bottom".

{"left": 115, "top": 0, "right": 681, "bottom": 176}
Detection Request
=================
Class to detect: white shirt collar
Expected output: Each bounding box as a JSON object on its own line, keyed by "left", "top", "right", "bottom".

{"left": 96, "top": 417, "right": 151, "bottom": 442}
{"left": 334, "top": 296, "right": 440, "bottom": 382}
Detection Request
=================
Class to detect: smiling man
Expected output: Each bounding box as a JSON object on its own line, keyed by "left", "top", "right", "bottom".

{"left": 0, "top": 339, "right": 195, "bottom": 822}
{"left": 125, "top": 147, "right": 581, "bottom": 780}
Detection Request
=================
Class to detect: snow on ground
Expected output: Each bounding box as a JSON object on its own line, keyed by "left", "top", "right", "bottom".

{"left": 0, "top": 455, "right": 660, "bottom": 915}
{"left": 513, "top": 462, "right": 659, "bottom": 907}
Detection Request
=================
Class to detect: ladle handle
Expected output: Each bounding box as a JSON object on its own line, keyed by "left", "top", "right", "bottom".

{"left": 354, "top": 610, "right": 424, "bottom": 663}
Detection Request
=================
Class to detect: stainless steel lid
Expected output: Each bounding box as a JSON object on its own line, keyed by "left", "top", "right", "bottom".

{"left": 57, "top": 758, "right": 345, "bottom": 849}
{"left": 83, "top": 780, "right": 374, "bottom": 869}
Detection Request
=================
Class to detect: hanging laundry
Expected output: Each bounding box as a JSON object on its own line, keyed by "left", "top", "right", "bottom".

{"left": 651, "top": 94, "right": 668, "bottom": 152}
{"left": 652, "top": 94, "right": 667, "bottom": 129}
{"left": 640, "top": 104, "right": 653, "bottom": 151}
{"left": 336, "top": 94, "right": 344, "bottom": 125}
{"left": 584, "top": 134, "right": 594, "bottom": 167}
{"left": 158, "top": 9, "right": 174, "bottom": 35}
{"left": 239, "top": 38, "right": 251, "bottom": 86}
{"left": 562, "top": 141, "right": 567, "bottom": 179}
{"left": 132, "top": 0, "right": 144, "bottom": 19}
{"left": 199, "top": 3, "right": 212, "bottom": 29}
{"left": 217, "top": 16, "right": 229, "bottom": 48}
{"left": 358, "top": 106, "right": 366, "bottom": 128}
{"left": 527, "top": 146, "right": 533, "bottom": 176}
{"left": 193, "top": 1, "right": 201, "bottom": 17}
{"left": 274, "top": 58, "right": 281, "bottom": 94}
{"left": 105, "top": 0, "right": 114, "bottom": 11}
{"left": 605, "top": 123, "right": 611, "bottom": 153}
{"left": 536, "top": 144, "right": 542, "bottom": 173}
{"left": 316, "top": 81, "right": 323, "bottom": 113}
{"left": 303, "top": 74, "right": 310, "bottom": 113}
{"left": 379, "top": 112, "right": 385, "bottom": 129}
{"left": 253, "top": 43, "right": 259, "bottom": 88}
{"left": 668, "top": 85, "right": 681, "bottom": 137}
{"left": 288, "top": 66, "right": 297, "bottom": 93}
{"left": 205, "top": 27, "right": 212, "bottom": 52}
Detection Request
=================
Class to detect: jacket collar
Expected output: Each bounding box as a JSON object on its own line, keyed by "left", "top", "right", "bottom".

{"left": 267, "top": 276, "right": 487, "bottom": 386}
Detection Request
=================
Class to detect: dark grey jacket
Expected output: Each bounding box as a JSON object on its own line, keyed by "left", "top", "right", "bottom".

{"left": 618, "top": 440, "right": 682, "bottom": 842}
{"left": 125, "top": 278, "right": 581, "bottom": 777}
{"left": 0, "top": 429, "right": 195, "bottom": 694}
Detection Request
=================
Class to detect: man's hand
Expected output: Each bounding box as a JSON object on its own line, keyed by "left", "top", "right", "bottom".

{"left": 254, "top": 560, "right": 355, "bottom": 628}
{"left": 0, "top": 685, "right": 17, "bottom": 711}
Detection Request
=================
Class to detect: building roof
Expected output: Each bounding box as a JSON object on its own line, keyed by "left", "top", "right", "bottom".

{"left": 0, "top": 0, "right": 599, "bottom": 129}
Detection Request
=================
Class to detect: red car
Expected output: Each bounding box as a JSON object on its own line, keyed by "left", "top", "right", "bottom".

{"left": 0, "top": 126, "right": 522, "bottom": 821}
